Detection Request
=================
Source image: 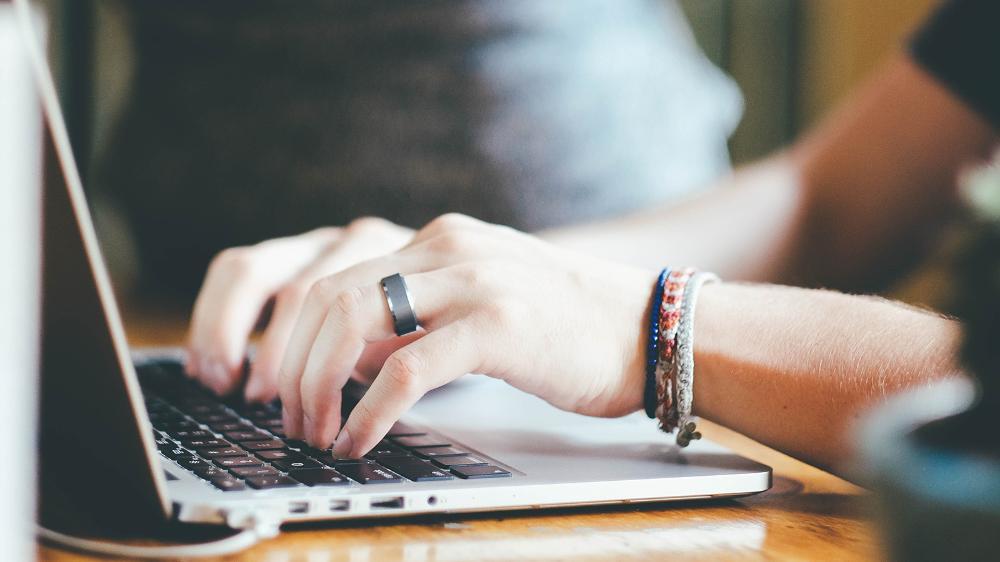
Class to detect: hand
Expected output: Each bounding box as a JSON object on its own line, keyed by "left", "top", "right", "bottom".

{"left": 276, "top": 214, "right": 656, "bottom": 457}
{"left": 185, "top": 218, "right": 414, "bottom": 400}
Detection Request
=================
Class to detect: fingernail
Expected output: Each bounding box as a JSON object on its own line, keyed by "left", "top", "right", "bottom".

{"left": 332, "top": 428, "right": 354, "bottom": 458}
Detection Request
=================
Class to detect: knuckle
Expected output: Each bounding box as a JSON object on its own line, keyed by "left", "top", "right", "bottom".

{"left": 383, "top": 349, "right": 424, "bottom": 396}
{"left": 331, "top": 286, "right": 367, "bottom": 318}
{"left": 429, "top": 230, "right": 475, "bottom": 255}
{"left": 426, "top": 212, "right": 480, "bottom": 233}
{"left": 308, "top": 226, "right": 342, "bottom": 239}
{"left": 209, "top": 246, "right": 255, "bottom": 275}
{"left": 306, "top": 277, "right": 339, "bottom": 305}
{"left": 347, "top": 216, "right": 391, "bottom": 235}
{"left": 276, "top": 282, "right": 311, "bottom": 305}
{"left": 454, "top": 260, "right": 502, "bottom": 287}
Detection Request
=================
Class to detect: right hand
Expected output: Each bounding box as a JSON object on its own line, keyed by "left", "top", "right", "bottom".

{"left": 185, "top": 217, "right": 414, "bottom": 400}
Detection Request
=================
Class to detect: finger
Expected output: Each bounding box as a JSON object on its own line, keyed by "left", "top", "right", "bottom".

{"left": 246, "top": 232, "right": 408, "bottom": 402}
{"left": 186, "top": 250, "right": 276, "bottom": 395}
{"left": 285, "top": 265, "right": 477, "bottom": 451}
{"left": 186, "top": 231, "right": 338, "bottom": 394}
{"left": 298, "top": 285, "right": 390, "bottom": 447}
{"left": 243, "top": 285, "right": 308, "bottom": 402}
{"left": 277, "top": 253, "right": 450, "bottom": 438}
{"left": 333, "top": 324, "right": 480, "bottom": 458}
{"left": 299, "top": 326, "right": 422, "bottom": 447}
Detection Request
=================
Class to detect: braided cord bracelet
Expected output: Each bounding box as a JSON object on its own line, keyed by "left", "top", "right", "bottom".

{"left": 673, "top": 271, "right": 719, "bottom": 447}
{"left": 654, "top": 268, "right": 693, "bottom": 429}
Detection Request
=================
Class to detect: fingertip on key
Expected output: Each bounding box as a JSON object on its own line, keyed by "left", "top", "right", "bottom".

{"left": 332, "top": 428, "right": 354, "bottom": 458}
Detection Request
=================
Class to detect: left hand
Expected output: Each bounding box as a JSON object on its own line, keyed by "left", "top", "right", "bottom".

{"left": 277, "top": 214, "right": 657, "bottom": 458}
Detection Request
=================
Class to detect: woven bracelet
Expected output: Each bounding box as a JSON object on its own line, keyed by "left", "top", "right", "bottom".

{"left": 672, "top": 271, "right": 719, "bottom": 447}
{"left": 654, "top": 268, "right": 694, "bottom": 431}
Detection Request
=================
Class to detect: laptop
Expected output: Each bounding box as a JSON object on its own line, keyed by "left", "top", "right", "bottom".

{"left": 24, "top": 0, "right": 770, "bottom": 545}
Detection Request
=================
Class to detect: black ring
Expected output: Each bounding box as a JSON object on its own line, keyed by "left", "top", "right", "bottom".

{"left": 380, "top": 273, "right": 419, "bottom": 336}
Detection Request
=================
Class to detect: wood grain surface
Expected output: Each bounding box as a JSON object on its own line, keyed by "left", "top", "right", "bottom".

{"left": 38, "top": 303, "right": 882, "bottom": 561}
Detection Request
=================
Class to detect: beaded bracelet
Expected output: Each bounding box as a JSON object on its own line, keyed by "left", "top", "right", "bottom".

{"left": 643, "top": 269, "right": 670, "bottom": 418}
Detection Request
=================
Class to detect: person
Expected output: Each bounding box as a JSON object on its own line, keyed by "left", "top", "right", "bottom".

{"left": 184, "top": 0, "right": 998, "bottom": 474}
{"left": 97, "top": 0, "right": 740, "bottom": 297}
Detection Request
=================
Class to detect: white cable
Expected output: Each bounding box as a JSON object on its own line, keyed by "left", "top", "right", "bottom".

{"left": 37, "top": 525, "right": 259, "bottom": 559}
{"left": 36, "top": 508, "right": 282, "bottom": 559}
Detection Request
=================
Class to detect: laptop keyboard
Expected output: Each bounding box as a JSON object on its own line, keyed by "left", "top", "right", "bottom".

{"left": 138, "top": 360, "right": 511, "bottom": 492}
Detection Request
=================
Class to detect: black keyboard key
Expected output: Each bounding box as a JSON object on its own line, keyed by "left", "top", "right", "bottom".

{"left": 170, "top": 429, "right": 214, "bottom": 441}
{"left": 231, "top": 465, "right": 281, "bottom": 478}
{"left": 208, "top": 420, "right": 248, "bottom": 432}
{"left": 214, "top": 457, "right": 263, "bottom": 469}
{"left": 211, "top": 475, "right": 246, "bottom": 492}
{"left": 186, "top": 403, "right": 227, "bottom": 415}
{"left": 194, "top": 413, "right": 241, "bottom": 424}
{"left": 391, "top": 435, "right": 451, "bottom": 449}
{"left": 289, "top": 468, "right": 349, "bottom": 487}
{"left": 452, "top": 465, "right": 511, "bottom": 479}
{"left": 239, "top": 403, "right": 280, "bottom": 417}
{"left": 255, "top": 449, "right": 303, "bottom": 462}
{"left": 378, "top": 457, "right": 454, "bottom": 482}
{"left": 242, "top": 439, "right": 286, "bottom": 451}
{"left": 324, "top": 456, "right": 372, "bottom": 467}
{"left": 225, "top": 431, "right": 270, "bottom": 442}
{"left": 191, "top": 464, "right": 227, "bottom": 480}
{"left": 432, "top": 455, "right": 488, "bottom": 468}
{"left": 365, "top": 440, "right": 409, "bottom": 459}
{"left": 246, "top": 475, "right": 299, "bottom": 490}
{"left": 300, "top": 445, "right": 333, "bottom": 458}
{"left": 191, "top": 406, "right": 240, "bottom": 423}
{"left": 148, "top": 412, "right": 185, "bottom": 424}
{"left": 272, "top": 458, "right": 323, "bottom": 472}
{"left": 413, "top": 446, "right": 468, "bottom": 458}
{"left": 284, "top": 439, "right": 309, "bottom": 450}
{"left": 387, "top": 422, "right": 423, "bottom": 437}
{"left": 201, "top": 447, "right": 247, "bottom": 458}
{"left": 162, "top": 446, "right": 192, "bottom": 460}
{"left": 176, "top": 456, "right": 212, "bottom": 470}
{"left": 255, "top": 419, "right": 285, "bottom": 430}
{"left": 156, "top": 420, "right": 198, "bottom": 432}
{"left": 184, "top": 439, "right": 232, "bottom": 450}
{"left": 337, "top": 463, "right": 404, "bottom": 484}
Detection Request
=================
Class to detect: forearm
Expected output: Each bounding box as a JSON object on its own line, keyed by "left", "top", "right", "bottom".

{"left": 540, "top": 156, "right": 806, "bottom": 283}
{"left": 541, "top": 56, "right": 996, "bottom": 290}
{"left": 691, "top": 282, "right": 963, "bottom": 473}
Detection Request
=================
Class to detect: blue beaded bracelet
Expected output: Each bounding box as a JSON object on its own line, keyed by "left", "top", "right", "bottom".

{"left": 644, "top": 268, "right": 670, "bottom": 418}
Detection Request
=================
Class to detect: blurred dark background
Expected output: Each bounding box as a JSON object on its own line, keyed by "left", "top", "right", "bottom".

{"left": 38, "top": 0, "right": 937, "bottom": 302}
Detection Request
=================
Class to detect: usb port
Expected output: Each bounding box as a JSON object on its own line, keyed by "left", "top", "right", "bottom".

{"left": 329, "top": 499, "right": 350, "bottom": 512}
{"left": 370, "top": 496, "right": 405, "bottom": 510}
{"left": 288, "top": 501, "right": 309, "bottom": 514}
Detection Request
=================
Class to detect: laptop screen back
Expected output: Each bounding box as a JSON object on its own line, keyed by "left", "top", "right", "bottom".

{"left": 12, "top": 0, "right": 172, "bottom": 530}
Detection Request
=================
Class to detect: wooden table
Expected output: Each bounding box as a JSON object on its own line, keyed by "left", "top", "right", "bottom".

{"left": 39, "top": 304, "right": 882, "bottom": 561}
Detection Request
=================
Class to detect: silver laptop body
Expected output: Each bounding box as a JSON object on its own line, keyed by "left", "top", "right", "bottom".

{"left": 28, "top": 8, "right": 770, "bottom": 531}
